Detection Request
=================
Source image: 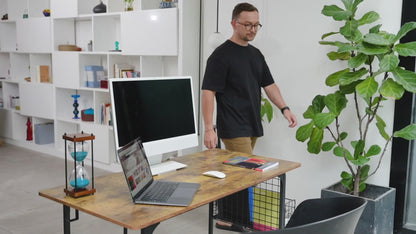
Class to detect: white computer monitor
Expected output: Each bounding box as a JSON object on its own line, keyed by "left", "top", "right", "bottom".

{"left": 109, "top": 76, "right": 199, "bottom": 157}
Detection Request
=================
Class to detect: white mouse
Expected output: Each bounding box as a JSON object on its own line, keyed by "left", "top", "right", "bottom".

{"left": 203, "top": 171, "right": 226, "bottom": 179}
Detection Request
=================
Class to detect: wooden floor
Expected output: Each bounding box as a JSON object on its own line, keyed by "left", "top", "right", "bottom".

{"left": 0, "top": 143, "right": 235, "bottom": 234}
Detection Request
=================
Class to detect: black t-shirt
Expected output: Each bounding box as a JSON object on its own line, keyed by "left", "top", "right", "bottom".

{"left": 202, "top": 40, "right": 275, "bottom": 138}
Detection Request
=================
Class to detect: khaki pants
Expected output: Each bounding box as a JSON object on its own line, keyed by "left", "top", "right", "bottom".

{"left": 217, "top": 136, "right": 258, "bottom": 228}
{"left": 221, "top": 137, "right": 258, "bottom": 154}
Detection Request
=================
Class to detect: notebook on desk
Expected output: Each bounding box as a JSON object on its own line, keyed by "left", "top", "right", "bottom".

{"left": 117, "top": 138, "right": 200, "bottom": 206}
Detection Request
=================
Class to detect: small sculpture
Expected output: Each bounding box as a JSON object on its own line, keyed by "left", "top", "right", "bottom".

{"left": 26, "top": 117, "right": 33, "bottom": 141}
{"left": 115, "top": 41, "right": 120, "bottom": 51}
{"left": 93, "top": 1, "right": 107, "bottom": 13}
{"left": 71, "top": 94, "right": 80, "bottom": 119}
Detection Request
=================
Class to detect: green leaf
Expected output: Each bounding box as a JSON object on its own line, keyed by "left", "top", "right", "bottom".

{"left": 394, "top": 22, "right": 416, "bottom": 43}
{"left": 312, "top": 95, "right": 326, "bottom": 113}
{"left": 356, "top": 76, "right": 378, "bottom": 99}
{"left": 261, "top": 97, "right": 273, "bottom": 122}
{"left": 392, "top": 67, "right": 416, "bottom": 93}
{"left": 379, "top": 54, "right": 400, "bottom": 72}
{"left": 304, "top": 95, "right": 326, "bottom": 119}
{"left": 322, "top": 142, "right": 337, "bottom": 151}
{"left": 296, "top": 122, "right": 314, "bottom": 142}
{"left": 341, "top": 175, "right": 353, "bottom": 191}
{"left": 366, "top": 145, "right": 381, "bottom": 157}
{"left": 369, "top": 24, "right": 382, "bottom": 34}
{"left": 394, "top": 124, "right": 416, "bottom": 140}
{"left": 353, "top": 140, "right": 365, "bottom": 159}
{"left": 363, "top": 33, "right": 392, "bottom": 46}
{"left": 360, "top": 164, "right": 370, "bottom": 178}
{"left": 351, "top": 155, "right": 370, "bottom": 166}
{"left": 314, "top": 113, "right": 336, "bottom": 129}
{"left": 334, "top": 146, "right": 353, "bottom": 160}
{"left": 379, "top": 78, "right": 404, "bottom": 100}
{"left": 341, "top": 171, "right": 353, "bottom": 179}
{"left": 327, "top": 51, "right": 351, "bottom": 60}
{"left": 358, "top": 11, "right": 379, "bottom": 26}
{"left": 339, "top": 67, "right": 368, "bottom": 85}
{"left": 340, "top": 80, "right": 362, "bottom": 94}
{"left": 376, "top": 115, "right": 390, "bottom": 141}
{"left": 394, "top": 42, "right": 416, "bottom": 57}
{"left": 321, "top": 32, "right": 339, "bottom": 40}
{"left": 352, "top": 0, "right": 364, "bottom": 11}
{"left": 339, "top": 132, "right": 348, "bottom": 141}
{"left": 322, "top": 5, "right": 352, "bottom": 21}
{"left": 337, "top": 44, "right": 356, "bottom": 53}
{"left": 325, "top": 92, "right": 348, "bottom": 116}
{"left": 348, "top": 53, "right": 367, "bottom": 68}
{"left": 303, "top": 105, "right": 316, "bottom": 119}
{"left": 326, "top": 69, "right": 350, "bottom": 87}
{"left": 341, "top": 0, "right": 354, "bottom": 11}
{"left": 359, "top": 182, "right": 367, "bottom": 192}
{"left": 357, "top": 42, "right": 390, "bottom": 55}
{"left": 340, "top": 20, "right": 359, "bottom": 38}
{"left": 307, "top": 127, "right": 324, "bottom": 154}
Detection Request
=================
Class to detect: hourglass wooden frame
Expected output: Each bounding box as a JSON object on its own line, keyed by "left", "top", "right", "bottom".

{"left": 63, "top": 132, "right": 96, "bottom": 198}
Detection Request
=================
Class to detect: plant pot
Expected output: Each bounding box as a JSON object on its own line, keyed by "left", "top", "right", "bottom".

{"left": 321, "top": 182, "right": 396, "bottom": 234}
{"left": 125, "top": 1, "right": 134, "bottom": 11}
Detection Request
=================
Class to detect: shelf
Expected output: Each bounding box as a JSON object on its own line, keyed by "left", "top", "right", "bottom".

{"left": 0, "top": 0, "right": 201, "bottom": 167}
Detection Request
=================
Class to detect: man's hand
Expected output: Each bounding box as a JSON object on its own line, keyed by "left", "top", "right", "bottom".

{"left": 283, "top": 109, "right": 297, "bottom": 128}
{"left": 204, "top": 129, "right": 218, "bottom": 149}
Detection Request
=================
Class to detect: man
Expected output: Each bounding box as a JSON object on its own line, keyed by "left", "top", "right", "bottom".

{"left": 202, "top": 2, "right": 297, "bottom": 231}
{"left": 202, "top": 3, "right": 296, "bottom": 153}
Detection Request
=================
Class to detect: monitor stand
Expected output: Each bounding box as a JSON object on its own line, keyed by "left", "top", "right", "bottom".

{"left": 150, "top": 160, "right": 187, "bottom": 176}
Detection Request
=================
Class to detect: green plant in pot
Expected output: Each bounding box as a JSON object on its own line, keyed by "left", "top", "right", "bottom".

{"left": 296, "top": 0, "right": 416, "bottom": 196}
{"left": 124, "top": 0, "right": 134, "bottom": 11}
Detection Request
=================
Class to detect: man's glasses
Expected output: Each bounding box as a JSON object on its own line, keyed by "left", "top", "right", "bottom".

{"left": 236, "top": 21, "right": 263, "bottom": 31}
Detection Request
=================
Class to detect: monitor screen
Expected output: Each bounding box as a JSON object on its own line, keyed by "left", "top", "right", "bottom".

{"left": 109, "top": 76, "right": 198, "bottom": 157}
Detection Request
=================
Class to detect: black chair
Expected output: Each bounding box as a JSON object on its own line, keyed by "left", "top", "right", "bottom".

{"left": 249, "top": 196, "right": 367, "bottom": 234}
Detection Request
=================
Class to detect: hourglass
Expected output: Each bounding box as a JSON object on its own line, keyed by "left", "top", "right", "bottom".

{"left": 63, "top": 132, "right": 96, "bottom": 197}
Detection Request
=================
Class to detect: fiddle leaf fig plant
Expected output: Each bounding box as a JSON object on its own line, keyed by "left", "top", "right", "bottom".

{"left": 261, "top": 95, "right": 274, "bottom": 123}
{"left": 296, "top": 0, "right": 416, "bottom": 196}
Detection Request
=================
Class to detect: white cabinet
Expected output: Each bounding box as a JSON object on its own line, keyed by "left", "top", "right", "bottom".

{"left": 20, "top": 82, "right": 54, "bottom": 119}
{"left": 53, "top": 52, "right": 80, "bottom": 89}
{"left": 0, "top": 22, "right": 17, "bottom": 52}
{"left": 16, "top": 18, "right": 52, "bottom": 52}
{"left": 50, "top": 0, "right": 78, "bottom": 18}
{"left": 121, "top": 8, "right": 178, "bottom": 55}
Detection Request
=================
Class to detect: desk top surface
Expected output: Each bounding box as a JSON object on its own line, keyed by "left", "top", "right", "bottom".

{"left": 39, "top": 149, "right": 301, "bottom": 230}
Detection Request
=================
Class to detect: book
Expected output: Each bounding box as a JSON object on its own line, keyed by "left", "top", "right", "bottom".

{"left": 223, "top": 156, "right": 279, "bottom": 172}
{"left": 37, "top": 65, "right": 50, "bottom": 83}
{"left": 113, "top": 63, "right": 135, "bottom": 78}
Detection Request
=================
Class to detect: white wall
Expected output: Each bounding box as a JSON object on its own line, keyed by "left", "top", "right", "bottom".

{"left": 201, "top": 0, "right": 403, "bottom": 203}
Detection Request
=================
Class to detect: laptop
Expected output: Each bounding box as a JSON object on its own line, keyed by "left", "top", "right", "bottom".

{"left": 117, "top": 138, "right": 200, "bottom": 206}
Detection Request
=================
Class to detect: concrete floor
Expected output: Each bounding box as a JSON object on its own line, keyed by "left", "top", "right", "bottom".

{"left": 0, "top": 143, "right": 235, "bottom": 234}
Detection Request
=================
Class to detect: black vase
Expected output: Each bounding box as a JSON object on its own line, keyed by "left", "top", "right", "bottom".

{"left": 93, "top": 1, "right": 107, "bottom": 13}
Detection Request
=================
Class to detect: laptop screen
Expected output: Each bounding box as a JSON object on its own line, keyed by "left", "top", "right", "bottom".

{"left": 117, "top": 138, "right": 153, "bottom": 198}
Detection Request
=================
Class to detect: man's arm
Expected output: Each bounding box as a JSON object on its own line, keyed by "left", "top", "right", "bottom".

{"left": 263, "top": 83, "right": 297, "bottom": 128}
{"left": 202, "top": 89, "right": 218, "bottom": 149}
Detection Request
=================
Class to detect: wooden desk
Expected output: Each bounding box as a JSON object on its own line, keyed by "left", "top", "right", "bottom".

{"left": 39, "top": 149, "right": 301, "bottom": 234}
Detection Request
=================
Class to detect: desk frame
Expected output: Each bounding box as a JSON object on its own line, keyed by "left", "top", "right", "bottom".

{"left": 40, "top": 149, "right": 299, "bottom": 234}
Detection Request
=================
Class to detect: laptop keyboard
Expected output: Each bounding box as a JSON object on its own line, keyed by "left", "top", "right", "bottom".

{"left": 141, "top": 181, "right": 180, "bottom": 202}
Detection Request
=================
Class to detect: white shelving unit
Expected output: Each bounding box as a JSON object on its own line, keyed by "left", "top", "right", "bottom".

{"left": 0, "top": 0, "right": 201, "bottom": 167}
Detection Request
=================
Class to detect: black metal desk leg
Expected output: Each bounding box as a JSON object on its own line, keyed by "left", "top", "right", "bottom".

{"left": 63, "top": 205, "right": 71, "bottom": 234}
{"left": 279, "top": 174, "right": 286, "bottom": 229}
{"left": 141, "top": 223, "right": 160, "bottom": 234}
{"left": 209, "top": 202, "right": 214, "bottom": 234}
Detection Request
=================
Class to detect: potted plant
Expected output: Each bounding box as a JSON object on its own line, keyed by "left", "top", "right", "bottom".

{"left": 295, "top": 0, "right": 416, "bottom": 232}
{"left": 124, "top": 0, "right": 134, "bottom": 11}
